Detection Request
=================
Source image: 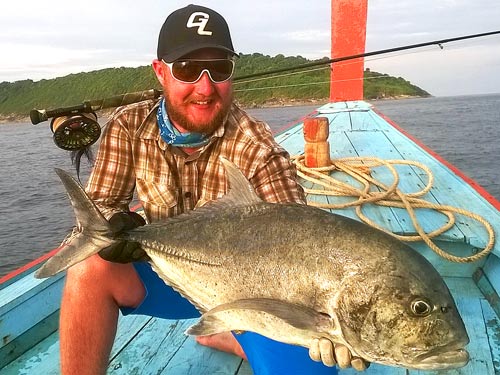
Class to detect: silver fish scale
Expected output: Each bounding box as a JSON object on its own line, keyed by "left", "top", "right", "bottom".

{"left": 127, "top": 202, "right": 373, "bottom": 312}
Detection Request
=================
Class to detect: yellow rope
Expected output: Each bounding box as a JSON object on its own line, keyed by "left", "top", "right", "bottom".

{"left": 292, "top": 155, "right": 495, "bottom": 263}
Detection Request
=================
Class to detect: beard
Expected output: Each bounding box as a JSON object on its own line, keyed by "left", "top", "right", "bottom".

{"left": 164, "top": 90, "right": 233, "bottom": 135}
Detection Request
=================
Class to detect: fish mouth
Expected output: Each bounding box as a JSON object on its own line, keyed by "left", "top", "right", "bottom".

{"left": 411, "top": 342, "right": 470, "bottom": 370}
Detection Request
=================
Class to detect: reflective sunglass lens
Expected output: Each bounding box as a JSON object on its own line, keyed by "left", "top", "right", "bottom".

{"left": 172, "top": 62, "right": 199, "bottom": 82}
{"left": 169, "top": 60, "right": 234, "bottom": 83}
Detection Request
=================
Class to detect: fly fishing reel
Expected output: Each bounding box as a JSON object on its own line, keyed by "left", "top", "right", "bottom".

{"left": 30, "top": 101, "right": 101, "bottom": 151}
{"left": 50, "top": 112, "right": 100, "bottom": 151}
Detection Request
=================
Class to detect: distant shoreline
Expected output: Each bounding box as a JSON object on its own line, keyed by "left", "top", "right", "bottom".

{"left": 0, "top": 95, "right": 429, "bottom": 125}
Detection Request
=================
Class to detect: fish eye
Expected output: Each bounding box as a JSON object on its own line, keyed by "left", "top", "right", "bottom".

{"left": 410, "top": 298, "right": 432, "bottom": 317}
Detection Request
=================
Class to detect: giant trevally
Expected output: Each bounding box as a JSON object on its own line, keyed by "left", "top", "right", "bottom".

{"left": 36, "top": 158, "right": 469, "bottom": 370}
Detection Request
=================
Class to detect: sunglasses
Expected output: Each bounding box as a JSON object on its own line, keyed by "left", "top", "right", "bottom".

{"left": 163, "top": 59, "right": 235, "bottom": 84}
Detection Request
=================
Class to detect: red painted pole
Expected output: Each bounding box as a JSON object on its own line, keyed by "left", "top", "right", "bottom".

{"left": 330, "top": 0, "right": 368, "bottom": 102}
{"left": 304, "top": 117, "right": 331, "bottom": 168}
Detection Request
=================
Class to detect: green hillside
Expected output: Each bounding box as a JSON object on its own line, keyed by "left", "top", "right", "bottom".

{"left": 0, "top": 53, "right": 430, "bottom": 120}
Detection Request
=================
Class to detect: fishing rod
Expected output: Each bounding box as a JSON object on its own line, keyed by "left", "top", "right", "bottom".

{"left": 30, "top": 30, "right": 500, "bottom": 151}
{"left": 233, "top": 30, "right": 500, "bottom": 81}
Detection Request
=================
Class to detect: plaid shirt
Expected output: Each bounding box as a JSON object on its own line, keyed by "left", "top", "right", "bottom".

{"left": 86, "top": 99, "right": 305, "bottom": 222}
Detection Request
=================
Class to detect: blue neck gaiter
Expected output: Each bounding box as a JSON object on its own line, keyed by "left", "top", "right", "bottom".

{"left": 156, "top": 98, "right": 210, "bottom": 148}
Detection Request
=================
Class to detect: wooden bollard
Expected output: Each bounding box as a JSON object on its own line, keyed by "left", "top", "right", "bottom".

{"left": 303, "top": 117, "right": 331, "bottom": 168}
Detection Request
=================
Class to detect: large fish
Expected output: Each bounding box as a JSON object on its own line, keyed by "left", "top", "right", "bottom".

{"left": 36, "top": 158, "right": 469, "bottom": 370}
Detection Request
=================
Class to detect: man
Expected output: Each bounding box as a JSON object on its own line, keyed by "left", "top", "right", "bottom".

{"left": 59, "top": 4, "right": 366, "bottom": 374}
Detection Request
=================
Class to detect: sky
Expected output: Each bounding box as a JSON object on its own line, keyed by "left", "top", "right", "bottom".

{"left": 1, "top": 0, "right": 499, "bottom": 97}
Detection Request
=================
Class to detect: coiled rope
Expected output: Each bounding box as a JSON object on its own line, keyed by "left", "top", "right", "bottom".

{"left": 292, "top": 155, "right": 495, "bottom": 263}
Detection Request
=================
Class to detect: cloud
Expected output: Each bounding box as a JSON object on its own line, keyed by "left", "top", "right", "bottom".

{"left": 281, "top": 30, "right": 330, "bottom": 43}
{"left": 366, "top": 42, "right": 500, "bottom": 96}
{"left": 1, "top": 0, "right": 499, "bottom": 95}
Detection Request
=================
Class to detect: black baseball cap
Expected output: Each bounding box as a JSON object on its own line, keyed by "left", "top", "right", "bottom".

{"left": 157, "top": 4, "right": 237, "bottom": 62}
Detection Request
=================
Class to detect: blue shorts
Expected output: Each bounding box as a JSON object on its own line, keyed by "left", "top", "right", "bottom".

{"left": 122, "top": 262, "right": 338, "bottom": 375}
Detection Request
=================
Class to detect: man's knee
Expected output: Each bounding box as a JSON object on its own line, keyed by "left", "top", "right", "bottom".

{"left": 64, "top": 255, "right": 145, "bottom": 308}
{"left": 65, "top": 254, "right": 114, "bottom": 288}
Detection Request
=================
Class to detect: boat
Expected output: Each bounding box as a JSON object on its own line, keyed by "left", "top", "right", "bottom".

{"left": 1, "top": 1, "right": 500, "bottom": 373}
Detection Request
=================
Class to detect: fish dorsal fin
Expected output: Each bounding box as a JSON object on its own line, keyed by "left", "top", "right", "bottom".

{"left": 202, "top": 157, "right": 263, "bottom": 210}
{"left": 135, "top": 158, "right": 268, "bottom": 232}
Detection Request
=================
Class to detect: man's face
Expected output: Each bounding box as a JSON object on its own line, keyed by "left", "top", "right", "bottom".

{"left": 153, "top": 48, "right": 233, "bottom": 134}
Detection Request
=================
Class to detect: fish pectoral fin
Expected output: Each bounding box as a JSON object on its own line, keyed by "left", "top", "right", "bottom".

{"left": 186, "top": 311, "right": 228, "bottom": 336}
{"left": 186, "top": 298, "right": 333, "bottom": 337}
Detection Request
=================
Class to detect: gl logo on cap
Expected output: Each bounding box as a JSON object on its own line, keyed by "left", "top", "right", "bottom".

{"left": 187, "top": 12, "right": 213, "bottom": 36}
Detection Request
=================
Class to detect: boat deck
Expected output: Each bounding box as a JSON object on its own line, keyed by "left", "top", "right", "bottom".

{"left": 277, "top": 101, "right": 500, "bottom": 265}
{"left": 2, "top": 101, "right": 500, "bottom": 374}
{"left": 2, "top": 272, "right": 499, "bottom": 374}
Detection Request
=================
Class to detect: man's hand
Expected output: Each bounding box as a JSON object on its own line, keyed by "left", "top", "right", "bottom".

{"left": 99, "top": 212, "right": 149, "bottom": 263}
{"left": 309, "top": 338, "right": 369, "bottom": 371}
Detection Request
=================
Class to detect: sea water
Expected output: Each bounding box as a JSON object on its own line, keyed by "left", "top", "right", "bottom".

{"left": 0, "top": 94, "right": 498, "bottom": 277}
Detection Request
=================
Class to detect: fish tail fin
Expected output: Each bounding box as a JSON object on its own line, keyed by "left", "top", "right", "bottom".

{"left": 35, "top": 169, "right": 115, "bottom": 278}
